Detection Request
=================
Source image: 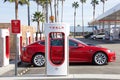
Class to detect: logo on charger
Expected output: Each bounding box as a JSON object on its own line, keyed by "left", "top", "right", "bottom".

{"left": 49, "top": 26, "right": 64, "bottom": 29}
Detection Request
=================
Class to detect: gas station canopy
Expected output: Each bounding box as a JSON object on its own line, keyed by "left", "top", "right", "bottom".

{"left": 89, "top": 3, "right": 120, "bottom": 25}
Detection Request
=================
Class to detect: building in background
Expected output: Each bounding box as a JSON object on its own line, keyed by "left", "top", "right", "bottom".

{"left": 70, "top": 26, "right": 92, "bottom": 36}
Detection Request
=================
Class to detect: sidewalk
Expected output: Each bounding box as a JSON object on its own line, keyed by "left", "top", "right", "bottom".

{"left": 0, "top": 63, "right": 14, "bottom": 76}
{"left": 1, "top": 74, "right": 120, "bottom": 80}
{"left": 0, "top": 60, "right": 120, "bottom": 80}
{"left": 0, "top": 38, "right": 120, "bottom": 79}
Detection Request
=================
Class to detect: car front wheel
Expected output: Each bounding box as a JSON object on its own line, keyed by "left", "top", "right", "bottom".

{"left": 93, "top": 52, "right": 108, "bottom": 65}
{"left": 32, "top": 53, "right": 45, "bottom": 67}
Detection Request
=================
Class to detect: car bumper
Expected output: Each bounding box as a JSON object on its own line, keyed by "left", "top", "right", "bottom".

{"left": 20, "top": 51, "right": 32, "bottom": 63}
{"left": 108, "top": 52, "right": 116, "bottom": 62}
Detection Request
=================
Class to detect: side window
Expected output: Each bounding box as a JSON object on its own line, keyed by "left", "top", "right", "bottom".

{"left": 69, "top": 40, "right": 78, "bottom": 47}
{"left": 51, "top": 39, "right": 63, "bottom": 46}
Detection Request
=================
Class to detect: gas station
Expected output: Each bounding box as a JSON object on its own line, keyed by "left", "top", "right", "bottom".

{"left": 89, "top": 3, "right": 120, "bottom": 40}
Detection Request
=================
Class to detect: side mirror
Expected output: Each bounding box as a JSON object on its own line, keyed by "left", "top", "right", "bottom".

{"left": 78, "top": 44, "right": 84, "bottom": 48}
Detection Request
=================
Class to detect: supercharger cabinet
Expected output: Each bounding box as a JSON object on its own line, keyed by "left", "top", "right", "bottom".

{"left": 0, "top": 29, "right": 10, "bottom": 67}
{"left": 44, "top": 23, "right": 70, "bottom": 76}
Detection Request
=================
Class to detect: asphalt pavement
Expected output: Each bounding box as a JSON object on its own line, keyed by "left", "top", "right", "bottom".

{"left": 0, "top": 38, "right": 120, "bottom": 80}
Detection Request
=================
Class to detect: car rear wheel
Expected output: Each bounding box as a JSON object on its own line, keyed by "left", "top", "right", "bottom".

{"left": 93, "top": 37, "right": 96, "bottom": 40}
{"left": 93, "top": 52, "right": 108, "bottom": 65}
{"left": 32, "top": 53, "right": 45, "bottom": 67}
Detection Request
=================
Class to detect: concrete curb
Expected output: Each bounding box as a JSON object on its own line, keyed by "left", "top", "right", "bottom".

{"left": 0, "top": 64, "right": 14, "bottom": 76}
{"left": 0, "top": 74, "right": 120, "bottom": 80}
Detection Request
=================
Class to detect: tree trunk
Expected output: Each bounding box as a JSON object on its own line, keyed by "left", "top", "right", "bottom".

{"left": 46, "top": 0, "right": 48, "bottom": 23}
{"left": 93, "top": 5, "right": 95, "bottom": 20}
{"left": 61, "top": 0, "right": 64, "bottom": 22}
{"left": 37, "top": 3, "right": 39, "bottom": 11}
{"left": 38, "top": 21, "right": 40, "bottom": 33}
{"left": 82, "top": 3, "right": 84, "bottom": 36}
{"left": 102, "top": 2, "right": 105, "bottom": 32}
{"left": 50, "top": 0, "right": 53, "bottom": 16}
{"left": 74, "top": 9, "right": 76, "bottom": 38}
{"left": 27, "top": 0, "right": 30, "bottom": 26}
{"left": 57, "top": 0, "right": 59, "bottom": 22}
{"left": 54, "top": 0, "right": 57, "bottom": 22}
{"left": 36, "top": 21, "right": 41, "bottom": 41}
{"left": 15, "top": 0, "right": 18, "bottom": 19}
{"left": 103, "top": 2, "right": 105, "bottom": 13}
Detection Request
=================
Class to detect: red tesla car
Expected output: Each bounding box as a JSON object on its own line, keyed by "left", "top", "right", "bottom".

{"left": 20, "top": 38, "right": 116, "bottom": 67}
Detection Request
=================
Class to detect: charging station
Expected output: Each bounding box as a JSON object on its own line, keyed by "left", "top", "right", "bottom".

{"left": 17, "top": 33, "right": 22, "bottom": 61}
{"left": 33, "top": 33, "right": 36, "bottom": 42}
{"left": 0, "top": 29, "right": 10, "bottom": 67}
{"left": 26, "top": 31, "right": 31, "bottom": 45}
{"left": 44, "top": 23, "right": 70, "bottom": 76}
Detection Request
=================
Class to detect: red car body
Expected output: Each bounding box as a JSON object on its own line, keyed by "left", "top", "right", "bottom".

{"left": 20, "top": 38, "right": 116, "bottom": 66}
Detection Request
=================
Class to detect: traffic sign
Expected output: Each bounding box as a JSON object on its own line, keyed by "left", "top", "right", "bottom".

{"left": 11, "top": 20, "right": 21, "bottom": 34}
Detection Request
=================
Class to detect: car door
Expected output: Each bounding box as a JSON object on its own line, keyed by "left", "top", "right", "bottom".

{"left": 96, "top": 33, "right": 105, "bottom": 38}
{"left": 50, "top": 39, "right": 64, "bottom": 64}
{"left": 69, "top": 40, "right": 90, "bottom": 62}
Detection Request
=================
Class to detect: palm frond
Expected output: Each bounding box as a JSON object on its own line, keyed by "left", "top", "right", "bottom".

{"left": 19, "top": 0, "right": 29, "bottom": 5}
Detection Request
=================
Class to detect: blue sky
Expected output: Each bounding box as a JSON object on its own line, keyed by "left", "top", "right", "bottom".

{"left": 0, "top": 0, "right": 120, "bottom": 28}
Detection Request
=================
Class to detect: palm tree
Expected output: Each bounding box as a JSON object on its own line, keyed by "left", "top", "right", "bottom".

{"left": 32, "top": 12, "right": 45, "bottom": 40}
{"left": 34, "top": 0, "right": 46, "bottom": 32}
{"left": 72, "top": 1, "right": 79, "bottom": 38}
{"left": 101, "top": 0, "right": 107, "bottom": 13}
{"left": 4, "top": 0, "right": 29, "bottom": 19}
{"left": 34, "top": 0, "right": 47, "bottom": 11}
{"left": 34, "top": 0, "right": 51, "bottom": 23}
{"left": 91, "top": 0, "right": 99, "bottom": 20}
{"left": 80, "top": 0, "right": 87, "bottom": 36}
{"left": 4, "top": 0, "right": 29, "bottom": 76}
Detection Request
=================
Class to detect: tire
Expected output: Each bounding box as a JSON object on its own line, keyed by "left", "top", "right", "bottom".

{"left": 93, "top": 52, "right": 108, "bottom": 65}
{"left": 32, "top": 53, "right": 45, "bottom": 67}
{"left": 93, "top": 37, "right": 96, "bottom": 40}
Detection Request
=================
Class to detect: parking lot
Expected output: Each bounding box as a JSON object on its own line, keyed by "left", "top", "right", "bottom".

{"left": 0, "top": 38, "right": 120, "bottom": 79}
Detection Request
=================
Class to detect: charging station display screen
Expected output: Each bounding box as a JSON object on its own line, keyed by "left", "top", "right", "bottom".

{"left": 49, "top": 32, "right": 65, "bottom": 66}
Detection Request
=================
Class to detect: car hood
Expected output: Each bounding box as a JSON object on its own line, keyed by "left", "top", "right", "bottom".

{"left": 88, "top": 44, "right": 108, "bottom": 50}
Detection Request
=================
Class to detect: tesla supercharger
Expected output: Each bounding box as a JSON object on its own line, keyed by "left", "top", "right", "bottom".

{"left": 26, "top": 32, "right": 31, "bottom": 45}
{"left": 33, "top": 33, "right": 36, "bottom": 42}
{"left": 0, "top": 29, "right": 10, "bottom": 67}
{"left": 44, "top": 23, "right": 70, "bottom": 76}
{"left": 17, "top": 33, "right": 22, "bottom": 61}
{"left": 41, "top": 33, "right": 45, "bottom": 40}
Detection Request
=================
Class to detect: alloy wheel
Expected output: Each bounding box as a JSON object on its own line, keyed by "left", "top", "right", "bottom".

{"left": 94, "top": 52, "right": 107, "bottom": 65}
{"left": 33, "top": 54, "right": 45, "bottom": 67}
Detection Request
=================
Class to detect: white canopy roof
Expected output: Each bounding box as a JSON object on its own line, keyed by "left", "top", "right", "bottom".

{"left": 89, "top": 3, "right": 120, "bottom": 25}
